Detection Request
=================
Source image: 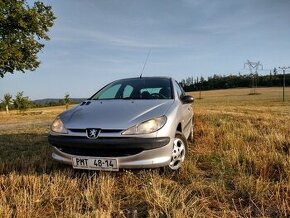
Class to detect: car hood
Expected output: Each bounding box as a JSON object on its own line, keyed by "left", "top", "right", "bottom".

{"left": 60, "top": 100, "right": 174, "bottom": 129}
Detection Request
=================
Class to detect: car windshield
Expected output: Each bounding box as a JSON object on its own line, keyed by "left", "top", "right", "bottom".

{"left": 91, "top": 78, "right": 173, "bottom": 100}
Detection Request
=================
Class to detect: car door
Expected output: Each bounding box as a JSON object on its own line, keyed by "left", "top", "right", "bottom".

{"left": 174, "top": 81, "right": 193, "bottom": 138}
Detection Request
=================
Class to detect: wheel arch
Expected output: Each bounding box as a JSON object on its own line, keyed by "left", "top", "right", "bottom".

{"left": 176, "top": 123, "right": 182, "bottom": 133}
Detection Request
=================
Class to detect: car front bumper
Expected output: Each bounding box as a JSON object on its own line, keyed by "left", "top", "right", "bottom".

{"left": 49, "top": 135, "right": 173, "bottom": 169}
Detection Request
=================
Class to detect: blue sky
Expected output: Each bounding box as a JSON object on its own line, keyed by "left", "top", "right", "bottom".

{"left": 1, "top": 0, "right": 290, "bottom": 99}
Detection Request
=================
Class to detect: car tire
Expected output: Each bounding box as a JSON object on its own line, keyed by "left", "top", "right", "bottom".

{"left": 168, "top": 131, "right": 188, "bottom": 171}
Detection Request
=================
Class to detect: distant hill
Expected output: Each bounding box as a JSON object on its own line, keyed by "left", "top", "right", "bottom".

{"left": 33, "top": 98, "right": 87, "bottom": 105}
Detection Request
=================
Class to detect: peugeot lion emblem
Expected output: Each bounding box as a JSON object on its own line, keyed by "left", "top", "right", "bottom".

{"left": 86, "top": 129, "right": 100, "bottom": 139}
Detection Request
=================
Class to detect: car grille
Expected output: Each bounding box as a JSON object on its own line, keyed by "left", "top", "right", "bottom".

{"left": 68, "top": 129, "right": 123, "bottom": 134}
{"left": 56, "top": 146, "right": 143, "bottom": 157}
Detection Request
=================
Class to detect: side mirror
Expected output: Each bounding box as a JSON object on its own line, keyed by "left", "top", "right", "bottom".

{"left": 181, "top": 95, "right": 194, "bottom": 104}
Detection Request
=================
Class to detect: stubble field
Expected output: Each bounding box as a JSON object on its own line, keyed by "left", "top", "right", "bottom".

{"left": 0, "top": 87, "right": 289, "bottom": 217}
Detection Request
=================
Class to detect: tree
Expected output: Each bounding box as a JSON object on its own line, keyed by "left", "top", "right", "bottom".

{"left": 64, "top": 93, "right": 70, "bottom": 110}
{"left": 2, "top": 93, "right": 12, "bottom": 113}
{"left": 180, "top": 79, "right": 186, "bottom": 88}
{"left": 0, "top": 0, "right": 56, "bottom": 78}
{"left": 273, "top": 67, "right": 277, "bottom": 76}
{"left": 14, "top": 91, "right": 31, "bottom": 113}
{"left": 185, "top": 77, "right": 194, "bottom": 86}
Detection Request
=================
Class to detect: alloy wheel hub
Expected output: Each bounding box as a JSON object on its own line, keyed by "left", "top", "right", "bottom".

{"left": 169, "top": 138, "right": 185, "bottom": 170}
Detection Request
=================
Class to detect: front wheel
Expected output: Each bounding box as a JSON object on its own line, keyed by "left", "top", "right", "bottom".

{"left": 168, "top": 131, "right": 188, "bottom": 170}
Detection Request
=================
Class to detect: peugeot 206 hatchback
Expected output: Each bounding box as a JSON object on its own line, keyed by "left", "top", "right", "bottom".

{"left": 48, "top": 77, "right": 194, "bottom": 171}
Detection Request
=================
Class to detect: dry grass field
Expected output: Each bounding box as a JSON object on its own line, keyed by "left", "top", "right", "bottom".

{"left": 0, "top": 87, "right": 289, "bottom": 217}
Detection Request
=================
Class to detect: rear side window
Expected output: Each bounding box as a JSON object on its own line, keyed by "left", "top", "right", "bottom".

{"left": 123, "top": 85, "right": 134, "bottom": 98}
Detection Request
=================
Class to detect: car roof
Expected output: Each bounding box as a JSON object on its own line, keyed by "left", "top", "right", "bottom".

{"left": 115, "top": 76, "right": 173, "bottom": 82}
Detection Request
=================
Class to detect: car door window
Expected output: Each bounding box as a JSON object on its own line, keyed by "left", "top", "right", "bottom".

{"left": 178, "top": 83, "right": 186, "bottom": 97}
{"left": 174, "top": 81, "right": 185, "bottom": 99}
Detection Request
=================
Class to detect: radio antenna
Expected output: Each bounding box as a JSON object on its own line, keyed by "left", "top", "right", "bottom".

{"left": 140, "top": 49, "right": 151, "bottom": 78}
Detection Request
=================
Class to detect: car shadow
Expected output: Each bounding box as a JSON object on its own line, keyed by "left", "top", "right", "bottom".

{"left": 0, "top": 133, "right": 164, "bottom": 178}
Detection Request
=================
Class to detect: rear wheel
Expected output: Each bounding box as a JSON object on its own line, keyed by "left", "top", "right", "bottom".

{"left": 168, "top": 131, "right": 188, "bottom": 170}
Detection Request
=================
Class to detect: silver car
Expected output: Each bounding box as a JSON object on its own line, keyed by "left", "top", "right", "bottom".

{"left": 48, "top": 77, "right": 194, "bottom": 171}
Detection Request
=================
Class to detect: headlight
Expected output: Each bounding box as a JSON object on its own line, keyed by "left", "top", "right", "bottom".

{"left": 122, "top": 116, "right": 167, "bottom": 135}
{"left": 51, "top": 117, "right": 68, "bottom": 134}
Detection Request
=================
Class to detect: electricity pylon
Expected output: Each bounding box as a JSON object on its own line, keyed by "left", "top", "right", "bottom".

{"left": 244, "top": 60, "right": 263, "bottom": 95}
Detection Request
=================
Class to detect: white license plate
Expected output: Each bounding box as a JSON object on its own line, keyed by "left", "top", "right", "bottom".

{"left": 72, "top": 157, "right": 119, "bottom": 171}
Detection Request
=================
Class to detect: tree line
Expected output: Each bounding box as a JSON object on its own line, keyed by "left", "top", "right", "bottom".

{"left": 180, "top": 70, "right": 290, "bottom": 92}
{"left": 0, "top": 92, "right": 71, "bottom": 113}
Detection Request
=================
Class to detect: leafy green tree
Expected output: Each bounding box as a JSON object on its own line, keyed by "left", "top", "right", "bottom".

{"left": 2, "top": 93, "right": 12, "bottom": 113}
{"left": 0, "top": 0, "right": 56, "bottom": 78}
{"left": 14, "top": 91, "right": 31, "bottom": 113}
{"left": 64, "top": 93, "right": 70, "bottom": 110}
